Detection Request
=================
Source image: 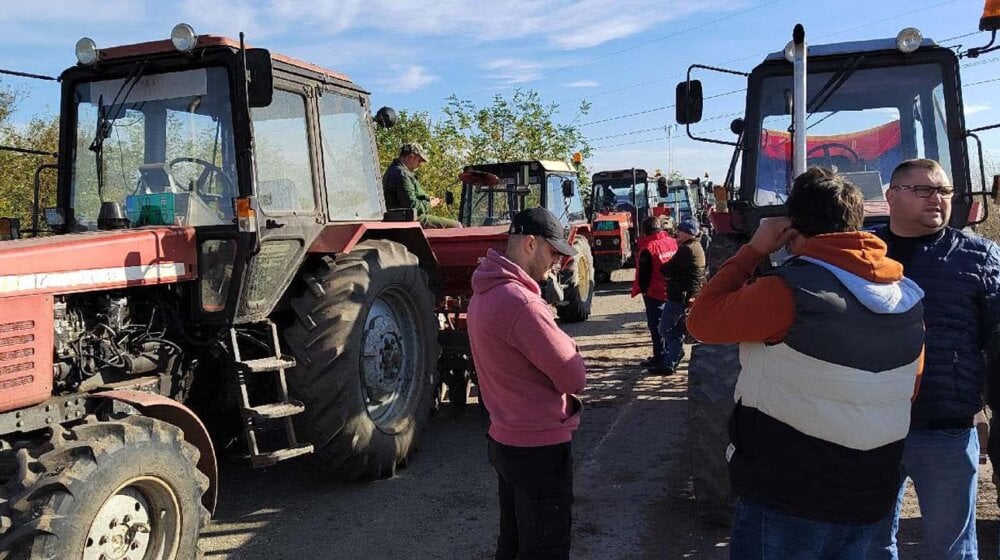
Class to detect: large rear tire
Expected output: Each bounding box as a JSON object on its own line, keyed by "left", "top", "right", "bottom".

{"left": 687, "top": 343, "right": 740, "bottom": 526}
{"left": 0, "top": 415, "right": 209, "bottom": 559}
{"left": 284, "top": 240, "right": 439, "bottom": 480}
{"left": 557, "top": 236, "right": 595, "bottom": 323}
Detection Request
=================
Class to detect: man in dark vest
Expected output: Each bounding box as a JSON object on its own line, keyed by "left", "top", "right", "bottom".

{"left": 653, "top": 217, "right": 705, "bottom": 375}
{"left": 382, "top": 142, "right": 461, "bottom": 228}
{"left": 630, "top": 216, "right": 678, "bottom": 368}
{"left": 867, "top": 158, "right": 1000, "bottom": 560}
{"left": 687, "top": 167, "right": 925, "bottom": 559}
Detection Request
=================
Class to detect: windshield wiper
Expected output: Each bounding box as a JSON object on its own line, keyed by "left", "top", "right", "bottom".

{"left": 807, "top": 56, "right": 864, "bottom": 118}
{"left": 89, "top": 61, "right": 148, "bottom": 201}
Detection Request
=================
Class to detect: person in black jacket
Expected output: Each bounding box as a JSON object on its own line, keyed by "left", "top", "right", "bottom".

{"left": 868, "top": 158, "right": 1000, "bottom": 560}
{"left": 652, "top": 218, "right": 706, "bottom": 375}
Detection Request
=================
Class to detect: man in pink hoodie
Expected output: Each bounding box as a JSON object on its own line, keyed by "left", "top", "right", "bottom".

{"left": 468, "top": 207, "right": 588, "bottom": 560}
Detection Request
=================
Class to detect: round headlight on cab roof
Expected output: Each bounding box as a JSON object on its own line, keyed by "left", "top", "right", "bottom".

{"left": 896, "top": 27, "right": 923, "bottom": 54}
{"left": 75, "top": 37, "right": 99, "bottom": 65}
{"left": 784, "top": 40, "right": 796, "bottom": 63}
{"left": 171, "top": 23, "right": 198, "bottom": 53}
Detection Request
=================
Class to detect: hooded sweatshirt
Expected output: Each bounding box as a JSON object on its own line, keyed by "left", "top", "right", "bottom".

{"left": 687, "top": 232, "right": 926, "bottom": 524}
{"left": 468, "top": 249, "right": 587, "bottom": 447}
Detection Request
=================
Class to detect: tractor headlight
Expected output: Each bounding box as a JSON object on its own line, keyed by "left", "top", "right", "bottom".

{"left": 75, "top": 37, "right": 99, "bottom": 65}
{"left": 896, "top": 27, "right": 923, "bottom": 53}
{"left": 171, "top": 23, "right": 198, "bottom": 53}
{"left": 612, "top": 238, "right": 620, "bottom": 246}
{"left": 594, "top": 238, "right": 603, "bottom": 247}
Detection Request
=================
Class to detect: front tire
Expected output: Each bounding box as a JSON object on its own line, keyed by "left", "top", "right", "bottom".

{"left": 284, "top": 240, "right": 439, "bottom": 480}
{"left": 557, "top": 236, "right": 595, "bottom": 323}
{"left": 0, "top": 415, "right": 209, "bottom": 559}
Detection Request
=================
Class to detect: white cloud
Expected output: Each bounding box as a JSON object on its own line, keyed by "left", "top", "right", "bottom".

{"left": 564, "top": 80, "right": 600, "bottom": 88}
{"left": 483, "top": 58, "right": 551, "bottom": 85}
{"left": 965, "top": 103, "right": 991, "bottom": 116}
{"left": 378, "top": 65, "right": 439, "bottom": 93}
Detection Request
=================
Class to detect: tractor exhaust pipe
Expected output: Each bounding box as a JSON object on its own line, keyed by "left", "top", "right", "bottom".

{"left": 791, "top": 24, "right": 807, "bottom": 179}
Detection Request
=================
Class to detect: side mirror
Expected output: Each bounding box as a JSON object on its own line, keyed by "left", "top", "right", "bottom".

{"left": 657, "top": 178, "right": 668, "bottom": 198}
{"left": 561, "top": 179, "right": 575, "bottom": 198}
{"left": 0, "top": 217, "right": 20, "bottom": 241}
{"left": 244, "top": 49, "right": 273, "bottom": 108}
{"left": 445, "top": 191, "right": 455, "bottom": 206}
{"left": 675, "top": 79, "right": 703, "bottom": 124}
{"left": 375, "top": 107, "right": 398, "bottom": 128}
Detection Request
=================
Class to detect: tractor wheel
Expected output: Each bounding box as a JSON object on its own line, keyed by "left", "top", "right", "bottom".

{"left": 557, "top": 236, "right": 595, "bottom": 323}
{"left": 284, "top": 240, "right": 439, "bottom": 480}
{"left": 687, "top": 343, "right": 741, "bottom": 526}
{"left": 705, "top": 232, "right": 747, "bottom": 278}
{"left": 0, "top": 415, "right": 209, "bottom": 559}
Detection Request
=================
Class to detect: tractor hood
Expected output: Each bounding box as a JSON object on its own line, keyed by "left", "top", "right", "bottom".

{"left": 0, "top": 227, "right": 197, "bottom": 297}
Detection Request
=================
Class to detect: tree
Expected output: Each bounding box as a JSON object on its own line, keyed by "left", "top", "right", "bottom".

{"left": 374, "top": 89, "right": 591, "bottom": 218}
{"left": 0, "top": 81, "right": 59, "bottom": 229}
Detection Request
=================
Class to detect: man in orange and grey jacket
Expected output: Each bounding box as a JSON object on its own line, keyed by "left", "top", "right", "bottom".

{"left": 686, "top": 167, "right": 925, "bottom": 559}
{"left": 630, "top": 216, "right": 678, "bottom": 368}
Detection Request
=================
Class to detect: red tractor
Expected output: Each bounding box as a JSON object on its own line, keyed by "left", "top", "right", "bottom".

{"left": 428, "top": 160, "right": 594, "bottom": 404}
{"left": 588, "top": 168, "right": 653, "bottom": 283}
{"left": 677, "top": 12, "right": 1000, "bottom": 523}
{"left": 0, "top": 25, "right": 455, "bottom": 557}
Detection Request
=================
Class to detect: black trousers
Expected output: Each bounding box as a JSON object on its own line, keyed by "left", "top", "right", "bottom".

{"left": 487, "top": 436, "right": 574, "bottom": 560}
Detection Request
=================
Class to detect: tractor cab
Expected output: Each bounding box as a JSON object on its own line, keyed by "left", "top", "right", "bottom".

{"left": 677, "top": 27, "right": 994, "bottom": 236}
{"left": 457, "top": 160, "right": 586, "bottom": 228}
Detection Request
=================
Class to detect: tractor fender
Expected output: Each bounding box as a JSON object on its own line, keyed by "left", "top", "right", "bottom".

{"left": 309, "top": 222, "right": 438, "bottom": 276}
{"left": 91, "top": 390, "right": 218, "bottom": 513}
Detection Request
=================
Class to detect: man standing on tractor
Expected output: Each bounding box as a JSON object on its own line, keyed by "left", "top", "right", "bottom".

{"left": 652, "top": 217, "right": 705, "bottom": 375}
{"left": 631, "top": 215, "right": 678, "bottom": 369}
{"left": 686, "top": 168, "right": 925, "bottom": 558}
{"left": 868, "top": 159, "right": 1000, "bottom": 560}
{"left": 382, "top": 142, "right": 461, "bottom": 228}
{"left": 467, "top": 207, "right": 588, "bottom": 560}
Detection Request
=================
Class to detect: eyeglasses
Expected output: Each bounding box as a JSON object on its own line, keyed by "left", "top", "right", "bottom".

{"left": 889, "top": 184, "right": 955, "bottom": 198}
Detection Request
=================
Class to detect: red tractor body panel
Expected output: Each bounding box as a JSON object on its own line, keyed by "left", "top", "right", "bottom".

{"left": 0, "top": 227, "right": 197, "bottom": 297}
{"left": 425, "top": 226, "right": 509, "bottom": 303}
{"left": 0, "top": 295, "right": 54, "bottom": 411}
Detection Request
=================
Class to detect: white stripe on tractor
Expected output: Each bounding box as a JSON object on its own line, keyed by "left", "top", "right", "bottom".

{"left": 0, "top": 263, "right": 187, "bottom": 294}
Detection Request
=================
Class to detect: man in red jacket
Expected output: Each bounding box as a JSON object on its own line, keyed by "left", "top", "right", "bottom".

{"left": 630, "top": 216, "right": 678, "bottom": 368}
{"left": 468, "top": 207, "right": 588, "bottom": 560}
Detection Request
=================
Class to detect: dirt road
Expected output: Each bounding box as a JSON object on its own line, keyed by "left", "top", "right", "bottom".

{"left": 200, "top": 270, "right": 999, "bottom": 559}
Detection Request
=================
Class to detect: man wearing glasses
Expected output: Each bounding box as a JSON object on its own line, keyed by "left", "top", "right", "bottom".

{"left": 869, "top": 159, "right": 1000, "bottom": 560}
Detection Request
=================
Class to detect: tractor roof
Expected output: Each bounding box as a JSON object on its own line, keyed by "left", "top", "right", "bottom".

{"left": 96, "top": 35, "right": 353, "bottom": 84}
{"left": 466, "top": 160, "right": 576, "bottom": 174}
{"left": 763, "top": 37, "right": 938, "bottom": 62}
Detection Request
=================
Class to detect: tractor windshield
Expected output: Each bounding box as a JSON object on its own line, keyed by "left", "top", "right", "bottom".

{"left": 592, "top": 179, "right": 649, "bottom": 215}
{"left": 752, "top": 62, "right": 952, "bottom": 214}
{"left": 655, "top": 183, "right": 692, "bottom": 219}
{"left": 70, "top": 67, "right": 238, "bottom": 230}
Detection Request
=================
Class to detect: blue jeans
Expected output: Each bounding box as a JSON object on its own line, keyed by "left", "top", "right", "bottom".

{"left": 867, "top": 428, "right": 979, "bottom": 560}
{"left": 657, "top": 300, "right": 687, "bottom": 369}
{"left": 731, "top": 499, "right": 878, "bottom": 559}
{"left": 642, "top": 295, "right": 665, "bottom": 358}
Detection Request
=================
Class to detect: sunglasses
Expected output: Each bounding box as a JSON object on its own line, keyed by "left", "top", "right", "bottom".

{"left": 889, "top": 185, "right": 955, "bottom": 199}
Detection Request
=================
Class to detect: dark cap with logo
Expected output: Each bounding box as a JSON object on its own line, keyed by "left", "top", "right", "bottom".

{"left": 399, "top": 142, "right": 428, "bottom": 162}
{"left": 509, "top": 207, "right": 577, "bottom": 256}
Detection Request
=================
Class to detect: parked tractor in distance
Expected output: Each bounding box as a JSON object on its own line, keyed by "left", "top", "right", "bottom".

{"left": 676, "top": 9, "right": 1000, "bottom": 524}
{"left": 0, "top": 25, "right": 450, "bottom": 557}
{"left": 428, "top": 161, "right": 594, "bottom": 405}
{"left": 589, "top": 168, "right": 653, "bottom": 283}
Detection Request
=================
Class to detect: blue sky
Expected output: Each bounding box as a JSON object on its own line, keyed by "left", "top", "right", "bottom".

{"left": 1, "top": 0, "right": 997, "bottom": 182}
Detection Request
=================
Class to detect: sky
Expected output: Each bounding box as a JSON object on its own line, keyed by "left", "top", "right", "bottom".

{"left": 1, "top": 0, "right": 998, "bottom": 183}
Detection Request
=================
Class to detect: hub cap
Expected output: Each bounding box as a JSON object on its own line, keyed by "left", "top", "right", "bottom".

{"left": 360, "top": 288, "right": 422, "bottom": 431}
{"left": 84, "top": 477, "right": 180, "bottom": 560}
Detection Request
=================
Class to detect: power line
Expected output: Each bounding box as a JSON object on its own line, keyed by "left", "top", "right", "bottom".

{"left": 967, "top": 77, "right": 1000, "bottom": 87}
{"left": 579, "top": 88, "right": 745, "bottom": 127}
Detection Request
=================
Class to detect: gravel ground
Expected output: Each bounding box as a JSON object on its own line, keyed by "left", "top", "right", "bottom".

{"left": 199, "top": 269, "right": 1000, "bottom": 559}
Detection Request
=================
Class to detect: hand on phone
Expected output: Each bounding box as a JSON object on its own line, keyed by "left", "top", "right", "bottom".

{"left": 749, "top": 217, "right": 797, "bottom": 256}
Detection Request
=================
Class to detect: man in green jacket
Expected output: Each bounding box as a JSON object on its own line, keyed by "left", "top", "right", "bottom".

{"left": 382, "top": 142, "right": 461, "bottom": 228}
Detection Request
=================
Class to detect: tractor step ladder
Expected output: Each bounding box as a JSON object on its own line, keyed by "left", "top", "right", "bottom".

{"left": 230, "top": 322, "right": 313, "bottom": 468}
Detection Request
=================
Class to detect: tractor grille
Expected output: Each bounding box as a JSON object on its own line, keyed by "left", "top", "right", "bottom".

{"left": 0, "top": 320, "right": 36, "bottom": 390}
{"left": 0, "top": 296, "right": 53, "bottom": 411}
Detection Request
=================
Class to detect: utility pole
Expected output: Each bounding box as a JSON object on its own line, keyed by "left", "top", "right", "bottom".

{"left": 665, "top": 124, "right": 677, "bottom": 175}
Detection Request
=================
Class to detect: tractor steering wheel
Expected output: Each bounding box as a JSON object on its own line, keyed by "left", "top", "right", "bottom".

{"left": 806, "top": 142, "right": 864, "bottom": 171}
{"left": 167, "top": 157, "right": 235, "bottom": 200}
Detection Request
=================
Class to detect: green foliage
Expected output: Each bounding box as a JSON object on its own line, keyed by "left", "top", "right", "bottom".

{"left": 375, "top": 89, "right": 591, "bottom": 217}
{"left": 0, "top": 81, "right": 59, "bottom": 228}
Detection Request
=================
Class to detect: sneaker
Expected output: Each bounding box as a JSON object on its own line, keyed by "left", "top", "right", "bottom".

{"left": 646, "top": 365, "right": 675, "bottom": 376}
{"left": 640, "top": 356, "right": 662, "bottom": 367}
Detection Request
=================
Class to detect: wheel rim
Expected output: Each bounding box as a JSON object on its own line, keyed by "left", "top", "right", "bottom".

{"left": 576, "top": 251, "right": 592, "bottom": 302}
{"left": 359, "top": 286, "right": 423, "bottom": 432}
{"left": 83, "top": 476, "right": 181, "bottom": 560}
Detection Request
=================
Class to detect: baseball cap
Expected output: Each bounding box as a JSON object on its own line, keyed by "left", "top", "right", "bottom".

{"left": 399, "top": 142, "right": 429, "bottom": 163}
{"left": 677, "top": 218, "right": 700, "bottom": 236}
{"left": 508, "top": 207, "right": 577, "bottom": 256}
